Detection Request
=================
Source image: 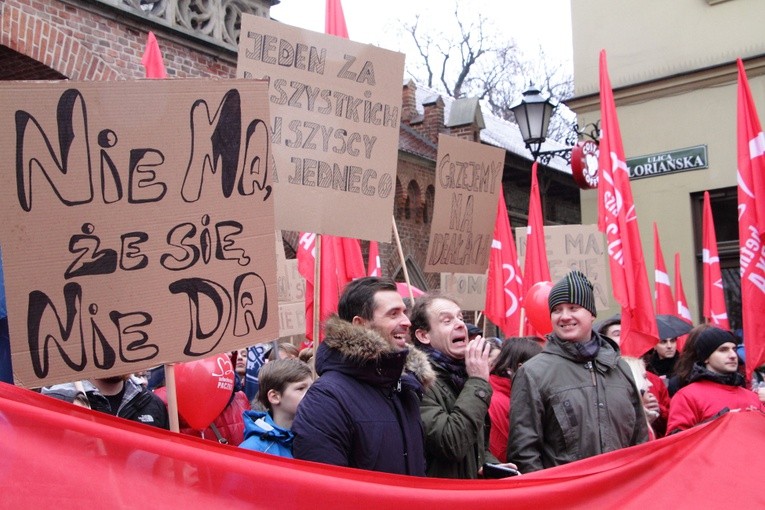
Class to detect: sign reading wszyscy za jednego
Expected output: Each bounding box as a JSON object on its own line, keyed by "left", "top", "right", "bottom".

{"left": 627, "top": 145, "right": 708, "bottom": 180}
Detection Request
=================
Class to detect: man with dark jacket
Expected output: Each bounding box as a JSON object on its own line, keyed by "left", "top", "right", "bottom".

{"left": 509, "top": 271, "right": 648, "bottom": 473}
{"left": 411, "top": 294, "right": 512, "bottom": 478}
{"left": 292, "top": 277, "right": 434, "bottom": 475}
{"left": 44, "top": 375, "right": 169, "bottom": 429}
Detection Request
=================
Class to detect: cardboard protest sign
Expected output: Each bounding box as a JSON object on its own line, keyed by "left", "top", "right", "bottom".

{"left": 440, "top": 273, "right": 487, "bottom": 311}
{"left": 425, "top": 134, "right": 505, "bottom": 274}
{"left": 237, "top": 14, "right": 405, "bottom": 242}
{"left": 0, "top": 80, "right": 278, "bottom": 388}
{"left": 277, "top": 259, "right": 306, "bottom": 337}
{"left": 516, "top": 224, "right": 611, "bottom": 311}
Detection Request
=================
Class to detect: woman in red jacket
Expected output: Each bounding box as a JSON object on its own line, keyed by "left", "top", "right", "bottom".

{"left": 488, "top": 337, "right": 542, "bottom": 462}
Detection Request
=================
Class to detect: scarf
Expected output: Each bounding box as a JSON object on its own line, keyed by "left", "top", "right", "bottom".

{"left": 688, "top": 362, "right": 745, "bottom": 387}
{"left": 418, "top": 345, "right": 468, "bottom": 392}
{"left": 572, "top": 336, "right": 601, "bottom": 361}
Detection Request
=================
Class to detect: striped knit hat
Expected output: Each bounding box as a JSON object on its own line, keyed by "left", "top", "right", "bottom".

{"left": 548, "top": 270, "right": 597, "bottom": 317}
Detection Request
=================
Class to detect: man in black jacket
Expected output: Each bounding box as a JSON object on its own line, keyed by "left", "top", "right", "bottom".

{"left": 292, "top": 277, "right": 434, "bottom": 475}
{"left": 43, "top": 374, "right": 169, "bottom": 429}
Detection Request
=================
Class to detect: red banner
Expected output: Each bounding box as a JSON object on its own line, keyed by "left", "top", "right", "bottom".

{"left": 484, "top": 186, "right": 523, "bottom": 337}
{"left": 702, "top": 191, "right": 730, "bottom": 329}
{"left": 2, "top": 383, "right": 764, "bottom": 508}
{"left": 653, "top": 222, "right": 675, "bottom": 315}
{"left": 736, "top": 59, "right": 765, "bottom": 379}
{"left": 596, "top": 50, "right": 658, "bottom": 357}
{"left": 522, "top": 162, "right": 551, "bottom": 336}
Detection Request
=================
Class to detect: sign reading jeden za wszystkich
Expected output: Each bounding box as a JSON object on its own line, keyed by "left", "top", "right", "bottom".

{"left": 0, "top": 80, "right": 278, "bottom": 388}
{"left": 237, "top": 14, "right": 405, "bottom": 242}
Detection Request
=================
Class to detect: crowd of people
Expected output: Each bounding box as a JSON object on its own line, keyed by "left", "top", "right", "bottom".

{"left": 37, "top": 271, "right": 765, "bottom": 479}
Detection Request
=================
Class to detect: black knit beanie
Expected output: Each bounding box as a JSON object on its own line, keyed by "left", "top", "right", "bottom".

{"left": 548, "top": 270, "right": 597, "bottom": 317}
{"left": 695, "top": 327, "right": 737, "bottom": 362}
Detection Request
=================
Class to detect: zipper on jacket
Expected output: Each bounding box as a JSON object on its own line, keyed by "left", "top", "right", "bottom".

{"left": 584, "top": 361, "right": 596, "bottom": 386}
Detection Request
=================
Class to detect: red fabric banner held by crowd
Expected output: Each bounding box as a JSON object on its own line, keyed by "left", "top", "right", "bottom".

{"left": 2, "top": 383, "right": 764, "bottom": 508}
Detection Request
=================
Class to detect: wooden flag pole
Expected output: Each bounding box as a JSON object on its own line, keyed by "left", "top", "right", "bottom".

{"left": 313, "top": 234, "right": 322, "bottom": 343}
{"left": 518, "top": 308, "right": 526, "bottom": 337}
{"left": 392, "top": 216, "right": 415, "bottom": 304}
{"left": 164, "top": 362, "right": 180, "bottom": 432}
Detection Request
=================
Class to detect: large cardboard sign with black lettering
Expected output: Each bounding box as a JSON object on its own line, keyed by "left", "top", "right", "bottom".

{"left": 0, "top": 80, "right": 278, "bottom": 388}
{"left": 237, "top": 14, "right": 405, "bottom": 242}
{"left": 516, "top": 224, "right": 611, "bottom": 311}
{"left": 425, "top": 134, "right": 504, "bottom": 274}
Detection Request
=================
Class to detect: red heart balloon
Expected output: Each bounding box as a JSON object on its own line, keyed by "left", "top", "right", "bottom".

{"left": 174, "top": 353, "right": 235, "bottom": 431}
{"left": 523, "top": 281, "right": 553, "bottom": 335}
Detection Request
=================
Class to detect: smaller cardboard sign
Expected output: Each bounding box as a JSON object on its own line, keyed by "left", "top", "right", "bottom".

{"left": 440, "top": 273, "right": 487, "bottom": 311}
{"left": 516, "top": 224, "right": 611, "bottom": 311}
{"left": 276, "top": 258, "right": 306, "bottom": 337}
{"left": 425, "top": 134, "right": 505, "bottom": 274}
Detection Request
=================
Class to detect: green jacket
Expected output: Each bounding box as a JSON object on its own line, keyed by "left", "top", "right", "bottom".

{"left": 508, "top": 333, "right": 649, "bottom": 473}
{"left": 419, "top": 358, "right": 498, "bottom": 478}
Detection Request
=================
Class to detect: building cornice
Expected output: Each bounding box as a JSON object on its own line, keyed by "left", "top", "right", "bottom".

{"left": 567, "top": 55, "right": 765, "bottom": 114}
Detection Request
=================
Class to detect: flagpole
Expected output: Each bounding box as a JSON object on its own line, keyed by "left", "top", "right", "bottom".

{"left": 392, "top": 216, "right": 415, "bottom": 303}
{"left": 164, "top": 362, "right": 180, "bottom": 432}
{"left": 313, "top": 234, "right": 322, "bottom": 345}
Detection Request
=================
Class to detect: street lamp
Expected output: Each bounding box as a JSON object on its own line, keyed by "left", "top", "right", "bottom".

{"left": 511, "top": 86, "right": 602, "bottom": 166}
{"left": 510, "top": 87, "right": 556, "bottom": 162}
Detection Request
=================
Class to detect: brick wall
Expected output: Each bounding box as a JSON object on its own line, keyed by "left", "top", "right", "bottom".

{"left": 1, "top": 0, "right": 237, "bottom": 81}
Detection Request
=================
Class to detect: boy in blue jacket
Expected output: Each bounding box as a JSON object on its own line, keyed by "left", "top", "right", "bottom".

{"left": 239, "top": 358, "right": 313, "bottom": 458}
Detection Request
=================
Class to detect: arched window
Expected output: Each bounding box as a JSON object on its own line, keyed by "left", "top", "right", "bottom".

{"left": 424, "top": 185, "right": 435, "bottom": 223}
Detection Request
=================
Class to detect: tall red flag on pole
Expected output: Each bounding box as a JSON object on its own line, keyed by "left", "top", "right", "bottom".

{"left": 368, "top": 241, "right": 381, "bottom": 277}
{"left": 653, "top": 222, "right": 675, "bottom": 315}
{"left": 702, "top": 191, "right": 730, "bottom": 329}
{"left": 597, "top": 50, "right": 659, "bottom": 357}
{"left": 484, "top": 186, "right": 524, "bottom": 337}
{"left": 674, "top": 252, "right": 693, "bottom": 352}
{"left": 334, "top": 237, "right": 366, "bottom": 288}
{"left": 141, "top": 31, "right": 167, "bottom": 79}
{"left": 297, "top": 233, "right": 340, "bottom": 343}
{"left": 736, "top": 59, "right": 765, "bottom": 379}
{"left": 325, "top": 0, "right": 349, "bottom": 38}
{"left": 522, "top": 162, "right": 551, "bottom": 336}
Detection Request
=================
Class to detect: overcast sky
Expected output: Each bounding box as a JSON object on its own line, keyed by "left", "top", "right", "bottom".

{"left": 270, "top": 0, "right": 573, "bottom": 74}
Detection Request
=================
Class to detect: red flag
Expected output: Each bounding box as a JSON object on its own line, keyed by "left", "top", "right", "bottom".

{"left": 368, "top": 241, "right": 381, "bottom": 277}
{"left": 596, "top": 51, "right": 658, "bottom": 357}
{"left": 334, "top": 237, "right": 366, "bottom": 289}
{"left": 297, "top": 233, "right": 339, "bottom": 343}
{"left": 484, "top": 186, "right": 524, "bottom": 337}
{"left": 522, "top": 162, "right": 551, "bottom": 336}
{"left": 653, "top": 223, "right": 675, "bottom": 315}
{"left": 737, "top": 59, "right": 765, "bottom": 379}
{"left": 702, "top": 191, "right": 730, "bottom": 329}
{"left": 674, "top": 252, "right": 693, "bottom": 352}
{"left": 325, "top": 0, "right": 349, "bottom": 38}
{"left": 141, "top": 31, "right": 167, "bottom": 79}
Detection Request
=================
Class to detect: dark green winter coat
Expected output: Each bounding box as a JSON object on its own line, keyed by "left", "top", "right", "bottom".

{"left": 508, "top": 333, "right": 649, "bottom": 473}
{"left": 419, "top": 359, "right": 498, "bottom": 478}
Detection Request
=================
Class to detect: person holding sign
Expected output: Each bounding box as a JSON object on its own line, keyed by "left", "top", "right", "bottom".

{"left": 292, "top": 277, "right": 435, "bottom": 475}
{"left": 43, "top": 374, "right": 169, "bottom": 429}
{"left": 508, "top": 271, "right": 648, "bottom": 472}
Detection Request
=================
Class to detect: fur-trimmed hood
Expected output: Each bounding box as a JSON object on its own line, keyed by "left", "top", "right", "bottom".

{"left": 319, "top": 316, "right": 435, "bottom": 390}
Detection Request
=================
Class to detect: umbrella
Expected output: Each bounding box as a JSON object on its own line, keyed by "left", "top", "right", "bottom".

{"left": 396, "top": 282, "right": 425, "bottom": 299}
{"left": 656, "top": 314, "right": 693, "bottom": 339}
